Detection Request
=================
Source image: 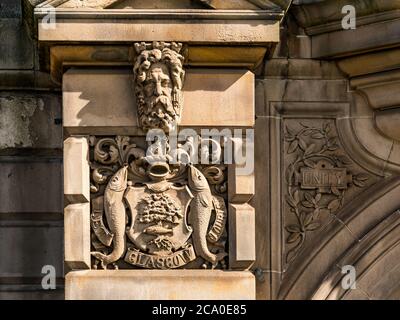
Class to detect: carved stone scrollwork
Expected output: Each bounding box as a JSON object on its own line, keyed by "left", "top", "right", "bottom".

{"left": 283, "top": 121, "right": 375, "bottom": 264}
{"left": 89, "top": 135, "right": 228, "bottom": 270}
{"left": 133, "top": 41, "right": 186, "bottom": 133}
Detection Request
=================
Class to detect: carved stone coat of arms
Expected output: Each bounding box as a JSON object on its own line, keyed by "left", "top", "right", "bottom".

{"left": 89, "top": 135, "right": 228, "bottom": 270}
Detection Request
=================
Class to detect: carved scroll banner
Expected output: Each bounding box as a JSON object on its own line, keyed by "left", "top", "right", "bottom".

{"left": 125, "top": 245, "right": 196, "bottom": 269}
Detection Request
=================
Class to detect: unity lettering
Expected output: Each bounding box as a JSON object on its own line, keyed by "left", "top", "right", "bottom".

{"left": 301, "top": 168, "right": 347, "bottom": 189}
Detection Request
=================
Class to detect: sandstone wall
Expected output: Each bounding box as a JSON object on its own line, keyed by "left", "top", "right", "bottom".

{"left": 0, "top": 0, "right": 63, "bottom": 299}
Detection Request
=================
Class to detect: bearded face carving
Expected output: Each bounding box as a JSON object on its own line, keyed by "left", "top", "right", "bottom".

{"left": 133, "top": 42, "right": 185, "bottom": 133}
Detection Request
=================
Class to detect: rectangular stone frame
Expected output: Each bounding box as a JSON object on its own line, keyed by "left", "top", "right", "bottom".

{"left": 62, "top": 69, "right": 257, "bottom": 299}
{"left": 267, "top": 101, "right": 352, "bottom": 298}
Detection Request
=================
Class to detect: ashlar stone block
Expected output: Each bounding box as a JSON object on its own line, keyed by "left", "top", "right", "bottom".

{"left": 62, "top": 68, "right": 254, "bottom": 135}
{"left": 64, "top": 136, "right": 90, "bottom": 204}
{"left": 228, "top": 164, "right": 255, "bottom": 204}
{"left": 64, "top": 203, "right": 90, "bottom": 270}
{"left": 229, "top": 203, "right": 256, "bottom": 270}
{"left": 65, "top": 270, "right": 256, "bottom": 300}
{"left": 181, "top": 69, "right": 255, "bottom": 127}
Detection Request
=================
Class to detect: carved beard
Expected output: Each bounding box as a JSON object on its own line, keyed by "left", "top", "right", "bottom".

{"left": 143, "top": 95, "right": 176, "bottom": 130}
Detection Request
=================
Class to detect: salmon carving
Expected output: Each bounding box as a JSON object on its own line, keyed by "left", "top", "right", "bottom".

{"left": 188, "top": 164, "right": 227, "bottom": 267}
{"left": 91, "top": 165, "right": 128, "bottom": 269}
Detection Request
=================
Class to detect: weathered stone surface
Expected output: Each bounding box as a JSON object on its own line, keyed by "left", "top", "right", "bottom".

{"left": 55, "top": 0, "right": 277, "bottom": 10}
{"left": 288, "top": 34, "right": 311, "bottom": 59}
{"left": 63, "top": 68, "right": 255, "bottom": 135}
{"left": 0, "top": 95, "right": 38, "bottom": 149}
{"left": 0, "top": 93, "right": 62, "bottom": 152}
{"left": 0, "top": 286, "right": 64, "bottom": 300}
{"left": 259, "top": 79, "right": 349, "bottom": 103}
{"left": 64, "top": 137, "right": 90, "bottom": 204}
{"left": 375, "top": 109, "right": 400, "bottom": 141}
{"left": 350, "top": 70, "right": 400, "bottom": 110}
{"left": 187, "top": 46, "right": 267, "bottom": 70}
{"left": 337, "top": 48, "right": 400, "bottom": 78}
{"left": 292, "top": 0, "right": 400, "bottom": 28}
{"left": 63, "top": 69, "right": 139, "bottom": 135}
{"left": 311, "top": 19, "right": 400, "bottom": 58}
{"left": 387, "top": 142, "right": 400, "bottom": 168}
{"left": 0, "top": 0, "right": 22, "bottom": 18}
{"left": 66, "top": 270, "right": 256, "bottom": 300}
{"left": 253, "top": 115, "right": 271, "bottom": 299}
{"left": 0, "top": 161, "right": 62, "bottom": 213}
{"left": 229, "top": 203, "right": 256, "bottom": 270}
{"left": 195, "top": 0, "right": 260, "bottom": 10}
{"left": 61, "top": 0, "right": 205, "bottom": 9}
{"left": 311, "top": 209, "right": 400, "bottom": 300}
{"left": 50, "top": 45, "right": 266, "bottom": 84}
{"left": 0, "top": 71, "right": 59, "bottom": 91}
{"left": 0, "top": 219, "right": 63, "bottom": 278}
{"left": 265, "top": 58, "right": 344, "bottom": 79}
{"left": 0, "top": 19, "right": 33, "bottom": 69}
{"left": 64, "top": 203, "right": 90, "bottom": 270}
{"left": 352, "top": 118, "right": 393, "bottom": 166}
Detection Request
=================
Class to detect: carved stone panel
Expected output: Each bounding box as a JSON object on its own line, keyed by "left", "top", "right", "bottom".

{"left": 282, "top": 119, "right": 378, "bottom": 266}
{"left": 88, "top": 135, "right": 229, "bottom": 270}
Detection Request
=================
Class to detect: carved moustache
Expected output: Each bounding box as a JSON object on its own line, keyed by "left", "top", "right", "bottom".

{"left": 149, "top": 95, "right": 175, "bottom": 116}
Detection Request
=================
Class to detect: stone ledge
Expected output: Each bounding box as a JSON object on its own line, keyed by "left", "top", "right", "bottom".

{"left": 65, "top": 270, "right": 256, "bottom": 300}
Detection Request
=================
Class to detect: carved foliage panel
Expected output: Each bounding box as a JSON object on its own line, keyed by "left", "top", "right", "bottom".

{"left": 282, "top": 119, "right": 379, "bottom": 267}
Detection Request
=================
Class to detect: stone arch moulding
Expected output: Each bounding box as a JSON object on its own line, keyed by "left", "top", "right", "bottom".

{"left": 312, "top": 208, "right": 400, "bottom": 300}
{"left": 338, "top": 92, "right": 400, "bottom": 177}
{"left": 268, "top": 100, "right": 400, "bottom": 300}
{"left": 277, "top": 176, "right": 400, "bottom": 300}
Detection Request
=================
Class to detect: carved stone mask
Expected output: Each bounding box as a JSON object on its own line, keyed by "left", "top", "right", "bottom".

{"left": 133, "top": 42, "right": 185, "bottom": 133}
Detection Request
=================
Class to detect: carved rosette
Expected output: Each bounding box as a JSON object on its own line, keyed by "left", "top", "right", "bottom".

{"left": 133, "top": 41, "right": 185, "bottom": 133}
{"left": 283, "top": 120, "right": 377, "bottom": 265}
{"left": 89, "top": 135, "right": 228, "bottom": 270}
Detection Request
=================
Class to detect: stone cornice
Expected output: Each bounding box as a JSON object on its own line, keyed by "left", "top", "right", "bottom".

{"left": 34, "top": 0, "right": 285, "bottom": 10}
{"left": 32, "top": 5, "right": 282, "bottom": 84}
{"left": 305, "top": 9, "right": 400, "bottom": 36}
{"left": 289, "top": 0, "right": 400, "bottom": 60}
{"left": 34, "top": 8, "right": 284, "bottom": 20}
{"left": 292, "top": 0, "right": 400, "bottom": 29}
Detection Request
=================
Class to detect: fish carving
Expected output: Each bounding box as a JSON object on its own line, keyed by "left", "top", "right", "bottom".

{"left": 188, "top": 165, "right": 227, "bottom": 266}
{"left": 144, "top": 224, "right": 173, "bottom": 236}
{"left": 91, "top": 165, "right": 128, "bottom": 269}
